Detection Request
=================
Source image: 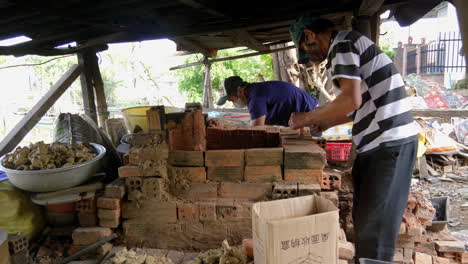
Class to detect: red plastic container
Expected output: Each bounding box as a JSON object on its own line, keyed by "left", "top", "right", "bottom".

{"left": 325, "top": 142, "right": 352, "bottom": 161}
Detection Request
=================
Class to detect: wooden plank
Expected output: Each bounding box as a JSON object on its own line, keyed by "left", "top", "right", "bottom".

{"left": 0, "top": 64, "right": 81, "bottom": 157}
{"left": 412, "top": 109, "right": 468, "bottom": 118}
{"left": 78, "top": 51, "right": 98, "bottom": 124}
{"left": 170, "top": 45, "right": 295, "bottom": 70}
{"left": 173, "top": 36, "right": 215, "bottom": 58}
{"left": 147, "top": 106, "right": 166, "bottom": 131}
{"left": 229, "top": 29, "right": 269, "bottom": 51}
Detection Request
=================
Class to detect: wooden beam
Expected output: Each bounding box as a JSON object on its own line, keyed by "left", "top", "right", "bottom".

{"left": 0, "top": 64, "right": 81, "bottom": 156}
{"left": 202, "top": 62, "right": 214, "bottom": 108}
{"left": 172, "top": 36, "right": 215, "bottom": 57}
{"left": 412, "top": 109, "right": 468, "bottom": 119}
{"left": 78, "top": 51, "right": 98, "bottom": 124}
{"left": 178, "top": 0, "right": 225, "bottom": 17}
{"left": 89, "top": 52, "right": 109, "bottom": 128}
{"left": 229, "top": 29, "right": 269, "bottom": 51}
{"left": 170, "top": 45, "right": 295, "bottom": 70}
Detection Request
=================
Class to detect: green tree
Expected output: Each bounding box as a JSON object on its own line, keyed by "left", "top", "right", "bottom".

{"left": 175, "top": 48, "right": 274, "bottom": 101}
{"left": 380, "top": 43, "right": 395, "bottom": 61}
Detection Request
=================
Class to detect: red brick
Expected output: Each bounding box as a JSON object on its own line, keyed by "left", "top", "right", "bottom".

{"left": 177, "top": 183, "right": 218, "bottom": 200}
{"left": 414, "top": 252, "right": 432, "bottom": 264}
{"left": 273, "top": 182, "right": 298, "bottom": 200}
{"left": 98, "top": 209, "right": 120, "bottom": 220}
{"left": 170, "top": 166, "right": 207, "bottom": 182}
{"left": 78, "top": 213, "right": 97, "bottom": 227}
{"left": 284, "top": 144, "right": 326, "bottom": 169}
{"left": 338, "top": 241, "right": 355, "bottom": 260}
{"left": 216, "top": 200, "right": 252, "bottom": 220}
{"left": 399, "top": 223, "right": 407, "bottom": 235}
{"left": 244, "top": 166, "right": 282, "bottom": 182}
{"left": 415, "top": 242, "right": 437, "bottom": 256}
{"left": 104, "top": 179, "right": 126, "bottom": 199}
{"left": 434, "top": 241, "right": 465, "bottom": 252}
{"left": 169, "top": 151, "right": 204, "bottom": 167}
{"left": 99, "top": 218, "right": 120, "bottom": 228}
{"left": 118, "top": 166, "right": 143, "bottom": 178}
{"left": 284, "top": 169, "right": 322, "bottom": 183}
{"left": 141, "top": 177, "right": 166, "bottom": 200}
{"left": 199, "top": 202, "right": 216, "bottom": 221}
{"left": 122, "top": 201, "right": 177, "bottom": 224}
{"left": 207, "top": 166, "right": 244, "bottom": 181}
{"left": 433, "top": 256, "right": 450, "bottom": 264}
{"left": 205, "top": 150, "right": 244, "bottom": 167}
{"left": 415, "top": 206, "right": 436, "bottom": 222}
{"left": 245, "top": 148, "right": 283, "bottom": 166}
{"left": 321, "top": 170, "right": 342, "bottom": 191}
{"left": 75, "top": 197, "right": 96, "bottom": 213}
{"left": 177, "top": 202, "right": 200, "bottom": 221}
{"left": 72, "top": 227, "right": 112, "bottom": 245}
{"left": 218, "top": 182, "right": 272, "bottom": 201}
{"left": 97, "top": 197, "right": 120, "bottom": 210}
{"left": 404, "top": 248, "right": 414, "bottom": 262}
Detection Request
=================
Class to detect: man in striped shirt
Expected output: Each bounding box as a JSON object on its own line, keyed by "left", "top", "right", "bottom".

{"left": 289, "top": 15, "right": 419, "bottom": 262}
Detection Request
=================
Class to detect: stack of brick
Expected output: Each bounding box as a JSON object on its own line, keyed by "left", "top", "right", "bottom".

{"left": 166, "top": 109, "right": 206, "bottom": 151}
{"left": 75, "top": 196, "right": 98, "bottom": 227}
{"left": 206, "top": 127, "right": 281, "bottom": 150}
{"left": 393, "top": 190, "right": 468, "bottom": 264}
{"left": 69, "top": 227, "right": 112, "bottom": 256}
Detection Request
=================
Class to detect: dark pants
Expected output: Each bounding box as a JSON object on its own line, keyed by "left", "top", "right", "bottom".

{"left": 352, "top": 140, "right": 417, "bottom": 262}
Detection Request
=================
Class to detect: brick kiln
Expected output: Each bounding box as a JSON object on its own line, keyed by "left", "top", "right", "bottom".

{"left": 116, "top": 107, "right": 336, "bottom": 250}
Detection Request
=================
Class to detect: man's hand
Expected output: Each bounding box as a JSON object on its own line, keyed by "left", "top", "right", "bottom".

{"left": 289, "top": 112, "right": 311, "bottom": 130}
{"left": 310, "top": 120, "right": 331, "bottom": 134}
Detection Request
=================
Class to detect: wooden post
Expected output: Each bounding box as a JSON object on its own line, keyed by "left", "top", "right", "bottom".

{"left": 454, "top": 0, "right": 468, "bottom": 74}
{"left": 202, "top": 60, "right": 214, "bottom": 108}
{"left": 89, "top": 52, "right": 109, "bottom": 128}
{"left": 0, "top": 65, "right": 81, "bottom": 156}
{"left": 78, "top": 51, "right": 98, "bottom": 124}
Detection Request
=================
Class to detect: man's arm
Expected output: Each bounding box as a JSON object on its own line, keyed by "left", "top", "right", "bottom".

{"left": 251, "top": 115, "right": 266, "bottom": 126}
{"left": 289, "top": 78, "right": 361, "bottom": 129}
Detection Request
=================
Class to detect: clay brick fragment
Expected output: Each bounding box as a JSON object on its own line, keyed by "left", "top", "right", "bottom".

{"left": 104, "top": 179, "right": 126, "bottom": 199}
{"left": 98, "top": 209, "right": 120, "bottom": 220}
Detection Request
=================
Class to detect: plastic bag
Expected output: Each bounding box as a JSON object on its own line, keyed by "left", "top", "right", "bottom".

{"left": 54, "top": 113, "right": 103, "bottom": 144}
{"left": 0, "top": 181, "right": 45, "bottom": 239}
{"left": 424, "top": 129, "right": 458, "bottom": 155}
{"left": 452, "top": 117, "right": 468, "bottom": 145}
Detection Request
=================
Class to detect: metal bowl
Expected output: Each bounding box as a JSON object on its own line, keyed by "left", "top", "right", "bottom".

{"left": 0, "top": 143, "right": 106, "bottom": 192}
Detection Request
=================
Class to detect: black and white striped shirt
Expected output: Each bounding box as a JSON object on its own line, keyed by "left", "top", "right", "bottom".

{"left": 327, "top": 30, "right": 419, "bottom": 153}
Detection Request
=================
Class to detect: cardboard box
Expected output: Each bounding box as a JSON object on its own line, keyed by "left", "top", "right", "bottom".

{"left": 253, "top": 195, "right": 339, "bottom": 264}
{"left": 0, "top": 230, "right": 9, "bottom": 264}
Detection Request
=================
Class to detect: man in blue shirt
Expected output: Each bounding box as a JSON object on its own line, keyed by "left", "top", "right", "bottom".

{"left": 217, "top": 76, "right": 318, "bottom": 127}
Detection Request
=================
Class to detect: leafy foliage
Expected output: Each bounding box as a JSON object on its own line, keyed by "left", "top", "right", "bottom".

{"left": 380, "top": 43, "right": 395, "bottom": 61}
{"left": 175, "top": 48, "right": 274, "bottom": 101}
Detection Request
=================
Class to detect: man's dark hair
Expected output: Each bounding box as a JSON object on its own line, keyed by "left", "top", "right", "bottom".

{"left": 303, "top": 17, "right": 335, "bottom": 34}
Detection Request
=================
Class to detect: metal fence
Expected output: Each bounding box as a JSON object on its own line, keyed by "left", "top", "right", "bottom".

{"left": 406, "top": 49, "right": 417, "bottom": 74}
{"left": 420, "top": 31, "right": 465, "bottom": 73}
